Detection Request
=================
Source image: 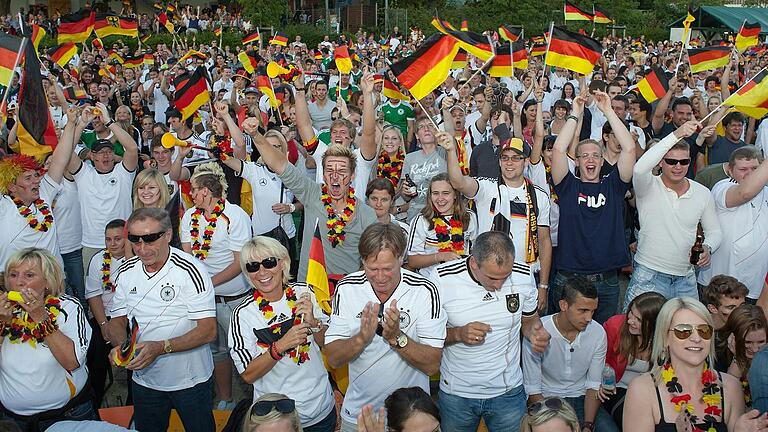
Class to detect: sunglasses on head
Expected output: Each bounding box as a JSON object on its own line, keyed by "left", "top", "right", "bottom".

{"left": 250, "top": 398, "right": 295, "bottom": 417}
{"left": 663, "top": 158, "right": 691, "bottom": 166}
{"left": 528, "top": 397, "right": 565, "bottom": 415}
{"left": 245, "top": 257, "right": 279, "bottom": 273}
{"left": 670, "top": 323, "right": 713, "bottom": 340}
{"left": 127, "top": 231, "right": 166, "bottom": 244}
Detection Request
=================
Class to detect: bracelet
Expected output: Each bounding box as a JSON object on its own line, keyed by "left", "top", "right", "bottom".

{"left": 105, "top": 119, "right": 115, "bottom": 128}
{"left": 583, "top": 421, "right": 594, "bottom": 431}
{"left": 269, "top": 342, "right": 283, "bottom": 361}
{"left": 566, "top": 115, "right": 579, "bottom": 122}
{"left": 538, "top": 283, "right": 549, "bottom": 290}
{"left": 288, "top": 203, "right": 296, "bottom": 213}
{"left": 99, "top": 320, "right": 108, "bottom": 327}
{"left": 38, "top": 318, "right": 59, "bottom": 338}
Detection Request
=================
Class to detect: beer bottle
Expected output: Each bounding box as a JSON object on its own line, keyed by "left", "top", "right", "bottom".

{"left": 690, "top": 223, "right": 705, "bottom": 265}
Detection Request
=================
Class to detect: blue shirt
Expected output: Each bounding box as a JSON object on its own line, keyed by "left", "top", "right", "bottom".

{"left": 708, "top": 136, "right": 746, "bottom": 165}
{"left": 554, "top": 170, "right": 630, "bottom": 273}
{"left": 749, "top": 346, "right": 768, "bottom": 414}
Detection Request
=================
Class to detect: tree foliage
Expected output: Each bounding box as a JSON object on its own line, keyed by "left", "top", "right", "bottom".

{"left": 237, "top": 0, "right": 288, "bottom": 28}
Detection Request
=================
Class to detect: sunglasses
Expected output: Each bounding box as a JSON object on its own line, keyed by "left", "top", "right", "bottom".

{"left": 670, "top": 323, "right": 713, "bottom": 341}
{"left": 127, "top": 231, "right": 166, "bottom": 244}
{"left": 250, "top": 398, "right": 295, "bottom": 417}
{"left": 528, "top": 397, "right": 565, "bottom": 415}
{"left": 245, "top": 257, "right": 279, "bottom": 273}
{"left": 663, "top": 158, "right": 691, "bottom": 166}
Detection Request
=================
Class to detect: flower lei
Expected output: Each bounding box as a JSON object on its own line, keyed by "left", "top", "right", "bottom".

{"left": 320, "top": 185, "right": 356, "bottom": 248}
{"left": 741, "top": 373, "right": 752, "bottom": 407}
{"left": 101, "top": 250, "right": 115, "bottom": 292}
{"left": 253, "top": 285, "right": 311, "bottom": 365}
{"left": 190, "top": 199, "right": 225, "bottom": 261}
{"left": 13, "top": 197, "right": 54, "bottom": 233}
{"left": 661, "top": 362, "right": 722, "bottom": 432}
{"left": 376, "top": 148, "right": 404, "bottom": 187}
{"left": 0, "top": 297, "right": 62, "bottom": 347}
{"left": 433, "top": 214, "right": 465, "bottom": 255}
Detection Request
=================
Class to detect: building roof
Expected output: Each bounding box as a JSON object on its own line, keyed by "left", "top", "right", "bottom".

{"left": 669, "top": 6, "right": 768, "bottom": 33}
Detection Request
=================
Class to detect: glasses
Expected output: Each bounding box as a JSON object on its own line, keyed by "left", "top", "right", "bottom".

{"left": 245, "top": 257, "right": 279, "bottom": 273}
{"left": 127, "top": 231, "right": 166, "bottom": 244}
{"left": 578, "top": 153, "right": 602, "bottom": 160}
{"left": 663, "top": 158, "right": 691, "bottom": 166}
{"left": 528, "top": 397, "right": 565, "bottom": 415}
{"left": 670, "top": 323, "right": 713, "bottom": 340}
{"left": 500, "top": 155, "right": 525, "bottom": 163}
{"left": 250, "top": 398, "right": 295, "bottom": 417}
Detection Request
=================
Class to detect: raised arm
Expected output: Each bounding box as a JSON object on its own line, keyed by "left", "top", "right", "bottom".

{"left": 594, "top": 91, "right": 635, "bottom": 182}
{"left": 216, "top": 101, "right": 246, "bottom": 159}
{"left": 530, "top": 86, "right": 545, "bottom": 165}
{"left": 552, "top": 94, "right": 586, "bottom": 184}
{"left": 95, "top": 101, "right": 138, "bottom": 171}
{"left": 475, "top": 86, "right": 494, "bottom": 134}
{"left": 357, "top": 70, "right": 377, "bottom": 160}
{"left": 436, "top": 131, "right": 478, "bottom": 197}
{"left": 243, "top": 117, "right": 287, "bottom": 174}
{"left": 292, "top": 73, "right": 318, "bottom": 150}
{"left": 652, "top": 75, "right": 678, "bottom": 134}
{"left": 46, "top": 106, "right": 78, "bottom": 184}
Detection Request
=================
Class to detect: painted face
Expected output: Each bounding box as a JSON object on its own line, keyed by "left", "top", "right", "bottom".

{"left": 322, "top": 157, "right": 353, "bottom": 200}
{"left": 9, "top": 169, "right": 42, "bottom": 204}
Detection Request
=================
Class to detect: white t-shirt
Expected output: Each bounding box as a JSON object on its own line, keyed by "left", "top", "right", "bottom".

{"left": 406, "top": 212, "right": 478, "bottom": 277}
{"left": 325, "top": 270, "right": 447, "bottom": 424}
{"left": 698, "top": 179, "right": 768, "bottom": 299}
{"left": 0, "top": 174, "right": 62, "bottom": 268}
{"left": 429, "top": 258, "right": 537, "bottom": 399}
{"left": 53, "top": 178, "right": 83, "bottom": 254}
{"left": 180, "top": 201, "right": 252, "bottom": 297}
{"left": 0, "top": 295, "right": 91, "bottom": 415}
{"left": 228, "top": 282, "right": 335, "bottom": 427}
{"left": 311, "top": 142, "right": 375, "bottom": 200}
{"left": 239, "top": 161, "right": 297, "bottom": 238}
{"left": 469, "top": 178, "right": 550, "bottom": 281}
{"left": 73, "top": 162, "right": 135, "bottom": 248}
{"left": 111, "top": 248, "right": 216, "bottom": 391}
{"left": 85, "top": 250, "right": 125, "bottom": 316}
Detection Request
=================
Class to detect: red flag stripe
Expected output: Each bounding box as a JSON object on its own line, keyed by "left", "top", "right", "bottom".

{"left": 548, "top": 38, "right": 601, "bottom": 63}
{"left": 688, "top": 48, "right": 730, "bottom": 65}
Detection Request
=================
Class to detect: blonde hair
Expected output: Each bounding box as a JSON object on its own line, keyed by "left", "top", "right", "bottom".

{"left": 519, "top": 397, "right": 580, "bottom": 431}
{"left": 259, "top": 130, "right": 289, "bottom": 165}
{"left": 240, "top": 236, "right": 291, "bottom": 283}
{"left": 4, "top": 248, "right": 65, "bottom": 297}
{"left": 650, "top": 297, "right": 716, "bottom": 383}
{"left": 190, "top": 161, "right": 228, "bottom": 198}
{"left": 132, "top": 169, "right": 170, "bottom": 209}
{"left": 321, "top": 144, "right": 357, "bottom": 173}
{"left": 241, "top": 393, "right": 302, "bottom": 432}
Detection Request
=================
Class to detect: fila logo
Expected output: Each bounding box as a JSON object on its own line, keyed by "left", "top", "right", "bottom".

{"left": 129, "top": 287, "right": 137, "bottom": 294}
{"left": 577, "top": 193, "right": 606, "bottom": 208}
{"left": 276, "top": 313, "right": 288, "bottom": 322}
{"left": 482, "top": 292, "right": 494, "bottom": 302}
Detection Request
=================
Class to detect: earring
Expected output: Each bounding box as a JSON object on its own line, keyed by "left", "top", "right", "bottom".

{"left": 657, "top": 349, "right": 668, "bottom": 367}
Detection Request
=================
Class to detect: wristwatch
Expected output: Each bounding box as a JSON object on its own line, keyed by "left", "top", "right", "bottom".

{"left": 163, "top": 339, "right": 173, "bottom": 354}
{"left": 395, "top": 332, "right": 408, "bottom": 349}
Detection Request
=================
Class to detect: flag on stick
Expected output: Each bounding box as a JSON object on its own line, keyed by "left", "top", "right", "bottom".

{"left": 545, "top": 26, "right": 603, "bottom": 76}
{"left": 688, "top": 46, "right": 730, "bottom": 73}
{"left": 389, "top": 33, "right": 460, "bottom": 100}
{"left": 736, "top": 21, "right": 761, "bottom": 53}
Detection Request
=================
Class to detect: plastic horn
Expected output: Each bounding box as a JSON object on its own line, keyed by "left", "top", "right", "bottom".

{"left": 267, "top": 61, "right": 290, "bottom": 79}
{"left": 160, "top": 132, "right": 209, "bottom": 151}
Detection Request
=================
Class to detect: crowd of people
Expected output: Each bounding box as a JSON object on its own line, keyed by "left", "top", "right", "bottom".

{"left": 3, "top": 3, "right": 768, "bottom": 432}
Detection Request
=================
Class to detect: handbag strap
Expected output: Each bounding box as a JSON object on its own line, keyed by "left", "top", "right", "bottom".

{"left": 277, "top": 181, "right": 285, "bottom": 226}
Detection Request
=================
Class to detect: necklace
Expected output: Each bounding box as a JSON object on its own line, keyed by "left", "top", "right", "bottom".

{"left": 741, "top": 373, "right": 751, "bottom": 407}
{"left": 661, "top": 362, "right": 722, "bottom": 431}
{"left": 320, "top": 185, "right": 356, "bottom": 248}
{"left": 377, "top": 148, "right": 404, "bottom": 187}
{"left": 0, "top": 296, "right": 62, "bottom": 347}
{"left": 101, "top": 250, "right": 115, "bottom": 292}
{"left": 253, "top": 285, "right": 311, "bottom": 365}
{"left": 433, "top": 214, "right": 464, "bottom": 255}
{"left": 190, "top": 199, "right": 225, "bottom": 261}
{"left": 13, "top": 197, "right": 54, "bottom": 232}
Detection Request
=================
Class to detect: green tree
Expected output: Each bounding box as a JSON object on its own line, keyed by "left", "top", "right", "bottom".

{"left": 237, "top": 0, "right": 288, "bottom": 27}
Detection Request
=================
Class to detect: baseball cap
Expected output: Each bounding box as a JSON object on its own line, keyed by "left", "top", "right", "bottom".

{"left": 91, "top": 139, "right": 115, "bottom": 153}
{"left": 501, "top": 137, "right": 531, "bottom": 158}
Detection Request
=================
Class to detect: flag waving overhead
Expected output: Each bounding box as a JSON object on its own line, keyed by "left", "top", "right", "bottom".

{"left": 636, "top": 68, "right": 670, "bottom": 103}
{"left": 17, "top": 40, "right": 58, "bottom": 160}
{"left": 173, "top": 66, "right": 210, "bottom": 120}
{"left": 593, "top": 7, "right": 613, "bottom": 24}
{"left": 334, "top": 45, "right": 353, "bottom": 74}
{"left": 238, "top": 51, "right": 258, "bottom": 74}
{"left": 158, "top": 12, "right": 174, "bottom": 33}
{"left": 687, "top": 46, "right": 730, "bottom": 73}
{"left": 736, "top": 22, "right": 761, "bottom": 53}
{"left": 58, "top": 9, "right": 95, "bottom": 44}
{"left": 256, "top": 75, "right": 278, "bottom": 108}
{"left": 499, "top": 25, "right": 523, "bottom": 43}
{"left": 30, "top": 25, "right": 46, "bottom": 51}
{"left": 389, "top": 33, "right": 460, "bottom": 100}
{"left": 47, "top": 43, "right": 78, "bottom": 68}
{"left": 0, "top": 33, "right": 22, "bottom": 86}
{"left": 270, "top": 32, "right": 288, "bottom": 46}
{"left": 511, "top": 41, "right": 529, "bottom": 69}
{"left": 546, "top": 26, "right": 603, "bottom": 76}
{"left": 724, "top": 68, "right": 768, "bottom": 118}
{"left": 682, "top": 6, "right": 695, "bottom": 46}
{"left": 452, "top": 49, "right": 467, "bottom": 69}
{"left": 431, "top": 15, "right": 494, "bottom": 61}
{"left": 242, "top": 30, "right": 260, "bottom": 45}
{"left": 94, "top": 13, "right": 138, "bottom": 38}
{"left": 564, "top": 1, "right": 593, "bottom": 21}
{"left": 489, "top": 42, "right": 514, "bottom": 77}
{"left": 383, "top": 78, "right": 408, "bottom": 101}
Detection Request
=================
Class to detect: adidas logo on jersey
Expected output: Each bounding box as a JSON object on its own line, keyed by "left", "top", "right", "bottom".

{"left": 129, "top": 287, "right": 137, "bottom": 294}
{"left": 482, "top": 292, "right": 494, "bottom": 301}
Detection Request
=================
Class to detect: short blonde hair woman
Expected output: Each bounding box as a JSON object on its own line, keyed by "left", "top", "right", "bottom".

{"left": 242, "top": 394, "right": 303, "bottom": 432}
{"left": 519, "top": 397, "right": 580, "bottom": 432}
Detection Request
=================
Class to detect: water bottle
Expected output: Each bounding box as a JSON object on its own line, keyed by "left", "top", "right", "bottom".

{"left": 602, "top": 364, "right": 616, "bottom": 391}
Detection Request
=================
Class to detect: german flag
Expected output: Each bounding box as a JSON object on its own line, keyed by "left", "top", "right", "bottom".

{"left": 636, "top": 68, "right": 669, "bottom": 103}
{"left": 47, "top": 43, "right": 78, "bottom": 68}
{"left": 383, "top": 77, "right": 408, "bottom": 100}
{"left": 512, "top": 41, "right": 529, "bottom": 69}
{"left": 460, "top": 19, "right": 469, "bottom": 32}
{"left": 334, "top": 45, "right": 353, "bottom": 74}
{"left": 108, "top": 50, "right": 124, "bottom": 64}
{"left": 724, "top": 68, "right": 768, "bottom": 118}
{"left": 452, "top": 49, "right": 467, "bottom": 69}
{"left": 94, "top": 13, "right": 138, "bottom": 38}
{"left": 58, "top": 9, "right": 95, "bottom": 44}
{"left": 489, "top": 42, "right": 514, "bottom": 77}
{"left": 390, "top": 33, "right": 460, "bottom": 100}
{"left": 158, "top": 12, "right": 174, "bottom": 33}
{"left": 546, "top": 26, "right": 602, "bottom": 76}
{"left": 63, "top": 86, "right": 88, "bottom": 102}
{"left": 381, "top": 38, "right": 390, "bottom": 52}
{"left": 256, "top": 75, "right": 278, "bottom": 108}
{"left": 214, "top": 27, "right": 222, "bottom": 38}
{"left": 174, "top": 66, "right": 210, "bottom": 120}
{"left": 687, "top": 46, "right": 730, "bottom": 73}
{"left": 139, "top": 32, "right": 151, "bottom": 44}
{"left": 17, "top": 40, "right": 57, "bottom": 160}
{"left": 144, "top": 53, "right": 155, "bottom": 65}
{"left": 0, "top": 33, "right": 22, "bottom": 87}
{"left": 242, "top": 30, "right": 260, "bottom": 45}
{"left": 531, "top": 35, "right": 546, "bottom": 44}
{"left": 238, "top": 51, "right": 258, "bottom": 74}
{"left": 531, "top": 43, "right": 547, "bottom": 57}
{"left": 99, "top": 64, "right": 117, "bottom": 79}
{"left": 431, "top": 15, "right": 494, "bottom": 61}
{"left": 166, "top": 3, "right": 176, "bottom": 13}
{"left": 736, "top": 22, "right": 761, "bottom": 53}
{"left": 122, "top": 55, "right": 145, "bottom": 69}
{"left": 92, "top": 37, "right": 103, "bottom": 50}
{"left": 153, "top": 2, "right": 163, "bottom": 10}
{"left": 564, "top": 1, "right": 593, "bottom": 21}
{"left": 314, "top": 50, "right": 323, "bottom": 60}
{"left": 499, "top": 24, "right": 522, "bottom": 43}
{"left": 30, "top": 25, "right": 46, "bottom": 51}
{"left": 179, "top": 49, "right": 207, "bottom": 63}
{"left": 593, "top": 7, "right": 613, "bottom": 24}
{"left": 307, "top": 221, "right": 331, "bottom": 315}
{"left": 269, "top": 32, "right": 288, "bottom": 46}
